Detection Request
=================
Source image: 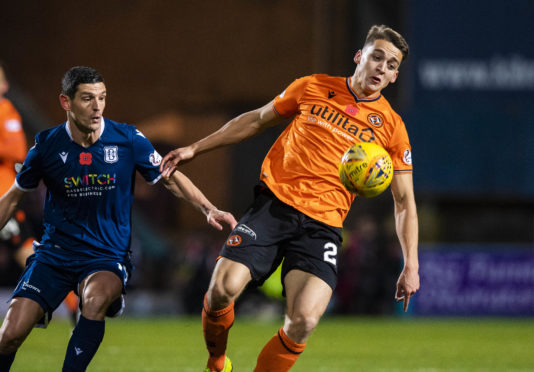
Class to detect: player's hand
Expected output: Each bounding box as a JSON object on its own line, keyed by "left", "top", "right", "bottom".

{"left": 395, "top": 265, "right": 420, "bottom": 312}
{"left": 160, "top": 146, "right": 195, "bottom": 178}
{"left": 206, "top": 209, "right": 238, "bottom": 231}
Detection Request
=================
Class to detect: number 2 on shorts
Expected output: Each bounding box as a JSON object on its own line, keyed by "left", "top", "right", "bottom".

{"left": 323, "top": 242, "right": 337, "bottom": 266}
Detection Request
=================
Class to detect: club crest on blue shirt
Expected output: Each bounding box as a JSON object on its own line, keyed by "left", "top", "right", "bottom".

{"left": 149, "top": 151, "right": 162, "bottom": 166}
{"left": 104, "top": 146, "right": 119, "bottom": 164}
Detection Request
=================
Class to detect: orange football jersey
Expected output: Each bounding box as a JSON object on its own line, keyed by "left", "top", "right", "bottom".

{"left": 0, "top": 98, "right": 27, "bottom": 195}
{"left": 260, "top": 74, "right": 412, "bottom": 227}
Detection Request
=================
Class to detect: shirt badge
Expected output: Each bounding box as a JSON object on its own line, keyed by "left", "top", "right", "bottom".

{"left": 367, "top": 113, "right": 384, "bottom": 128}
{"left": 226, "top": 235, "right": 242, "bottom": 247}
{"left": 149, "top": 151, "right": 162, "bottom": 166}
{"left": 104, "top": 146, "right": 119, "bottom": 164}
{"left": 59, "top": 152, "right": 68, "bottom": 164}
{"left": 403, "top": 149, "right": 412, "bottom": 165}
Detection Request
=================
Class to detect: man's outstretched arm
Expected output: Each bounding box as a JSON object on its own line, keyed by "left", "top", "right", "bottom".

{"left": 390, "top": 173, "right": 420, "bottom": 312}
{"left": 160, "top": 101, "right": 282, "bottom": 177}
{"left": 162, "top": 171, "right": 237, "bottom": 231}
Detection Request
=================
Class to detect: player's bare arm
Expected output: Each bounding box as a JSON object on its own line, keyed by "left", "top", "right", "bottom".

{"left": 161, "top": 171, "right": 237, "bottom": 231}
{"left": 160, "top": 100, "right": 282, "bottom": 177}
{"left": 390, "top": 173, "right": 420, "bottom": 312}
{"left": 0, "top": 184, "right": 25, "bottom": 230}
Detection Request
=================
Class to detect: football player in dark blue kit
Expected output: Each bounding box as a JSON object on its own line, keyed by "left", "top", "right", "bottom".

{"left": 0, "top": 66, "right": 237, "bottom": 371}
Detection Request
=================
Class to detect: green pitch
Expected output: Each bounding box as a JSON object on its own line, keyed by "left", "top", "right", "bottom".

{"left": 12, "top": 316, "right": 534, "bottom": 371}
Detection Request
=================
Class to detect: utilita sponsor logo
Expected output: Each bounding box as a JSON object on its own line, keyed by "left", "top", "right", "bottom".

{"left": 309, "top": 104, "right": 375, "bottom": 142}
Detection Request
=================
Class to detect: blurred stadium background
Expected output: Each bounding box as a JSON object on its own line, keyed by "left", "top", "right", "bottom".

{"left": 1, "top": 0, "right": 533, "bottom": 369}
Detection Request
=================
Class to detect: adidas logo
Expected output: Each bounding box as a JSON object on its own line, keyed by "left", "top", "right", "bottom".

{"left": 75, "top": 347, "right": 83, "bottom": 356}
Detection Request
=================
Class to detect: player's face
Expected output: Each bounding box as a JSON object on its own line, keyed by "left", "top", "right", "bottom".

{"left": 60, "top": 82, "right": 106, "bottom": 134}
{"left": 352, "top": 39, "right": 402, "bottom": 96}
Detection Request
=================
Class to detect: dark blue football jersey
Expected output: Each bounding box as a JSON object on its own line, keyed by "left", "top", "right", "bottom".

{"left": 15, "top": 118, "right": 162, "bottom": 263}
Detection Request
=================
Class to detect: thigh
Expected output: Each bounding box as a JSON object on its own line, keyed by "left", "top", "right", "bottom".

{"left": 0, "top": 297, "right": 44, "bottom": 344}
{"left": 207, "top": 257, "right": 252, "bottom": 307}
{"left": 78, "top": 271, "right": 123, "bottom": 320}
{"left": 79, "top": 271, "right": 123, "bottom": 303}
{"left": 284, "top": 270, "right": 333, "bottom": 319}
{"left": 77, "top": 260, "right": 130, "bottom": 319}
{"left": 77, "top": 260, "right": 131, "bottom": 294}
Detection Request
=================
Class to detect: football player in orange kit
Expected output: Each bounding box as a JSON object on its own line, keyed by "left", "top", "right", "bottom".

{"left": 161, "top": 24, "right": 420, "bottom": 372}
{"left": 0, "top": 61, "right": 32, "bottom": 275}
{"left": 0, "top": 61, "right": 27, "bottom": 197}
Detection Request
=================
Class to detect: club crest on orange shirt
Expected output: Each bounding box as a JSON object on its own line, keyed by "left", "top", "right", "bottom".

{"left": 226, "top": 235, "right": 242, "bottom": 247}
{"left": 367, "top": 113, "right": 384, "bottom": 128}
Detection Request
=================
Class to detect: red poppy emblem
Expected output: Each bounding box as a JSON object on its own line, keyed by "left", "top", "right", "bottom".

{"left": 345, "top": 105, "right": 358, "bottom": 117}
{"left": 79, "top": 152, "right": 92, "bottom": 165}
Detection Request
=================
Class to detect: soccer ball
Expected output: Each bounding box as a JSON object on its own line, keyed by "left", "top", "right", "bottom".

{"left": 338, "top": 142, "right": 393, "bottom": 198}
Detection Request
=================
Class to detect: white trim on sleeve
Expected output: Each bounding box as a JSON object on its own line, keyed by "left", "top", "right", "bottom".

{"left": 15, "top": 179, "right": 38, "bottom": 192}
{"left": 147, "top": 174, "right": 162, "bottom": 185}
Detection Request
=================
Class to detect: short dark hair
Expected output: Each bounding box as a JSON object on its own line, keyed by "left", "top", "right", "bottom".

{"left": 364, "top": 25, "right": 409, "bottom": 62}
{"left": 61, "top": 66, "right": 104, "bottom": 98}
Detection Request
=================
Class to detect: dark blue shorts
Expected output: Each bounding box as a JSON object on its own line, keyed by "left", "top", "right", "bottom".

{"left": 12, "top": 253, "right": 130, "bottom": 326}
{"left": 221, "top": 184, "right": 342, "bottom": 291}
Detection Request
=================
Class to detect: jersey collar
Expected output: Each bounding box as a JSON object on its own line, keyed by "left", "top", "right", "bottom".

{"left": 65, "top": 117, "right": 105, "bottom": 143}
{"left": 346, "top": 77, "right": 381, "bottom": 103}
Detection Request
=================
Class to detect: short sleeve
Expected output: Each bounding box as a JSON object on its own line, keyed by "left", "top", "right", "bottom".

{"left": 16, "top": 136, "right": 42, "bottom": 191}
{"left": 273, "top": 76, "right": 310, "bottom": 118}
{"left": 388, "top": 120, "right": 413, "bottom": 173}
{"left": 133, "top": 129, "right": 162, "bottom": 184}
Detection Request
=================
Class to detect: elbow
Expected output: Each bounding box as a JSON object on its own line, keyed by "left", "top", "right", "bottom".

{"left": 160, "top": 177, "right": 172, "bottom": 190}
{"left": 394, "top": 195, "right": 417, "bottom": 219}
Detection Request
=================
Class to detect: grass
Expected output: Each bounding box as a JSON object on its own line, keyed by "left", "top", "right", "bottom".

{"left": 12, "top": 316, "right": 534, "bottom": 371}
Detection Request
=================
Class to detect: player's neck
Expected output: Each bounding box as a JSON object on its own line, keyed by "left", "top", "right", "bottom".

{"left": 67, "top": 120, "right": 103, "bottom": 148}
{"left": 349, "top": 75, "right": 379, "bottom": 99}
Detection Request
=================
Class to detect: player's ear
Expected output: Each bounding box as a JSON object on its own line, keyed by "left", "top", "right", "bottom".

{"left": 353, "top": 50, "right": 362, "bottom": 65}
{"left": 59, "top": 94, "right": 71, "bottom": 111}
{"left": 390, "top": 70, "right": 399, "bottom": 83}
